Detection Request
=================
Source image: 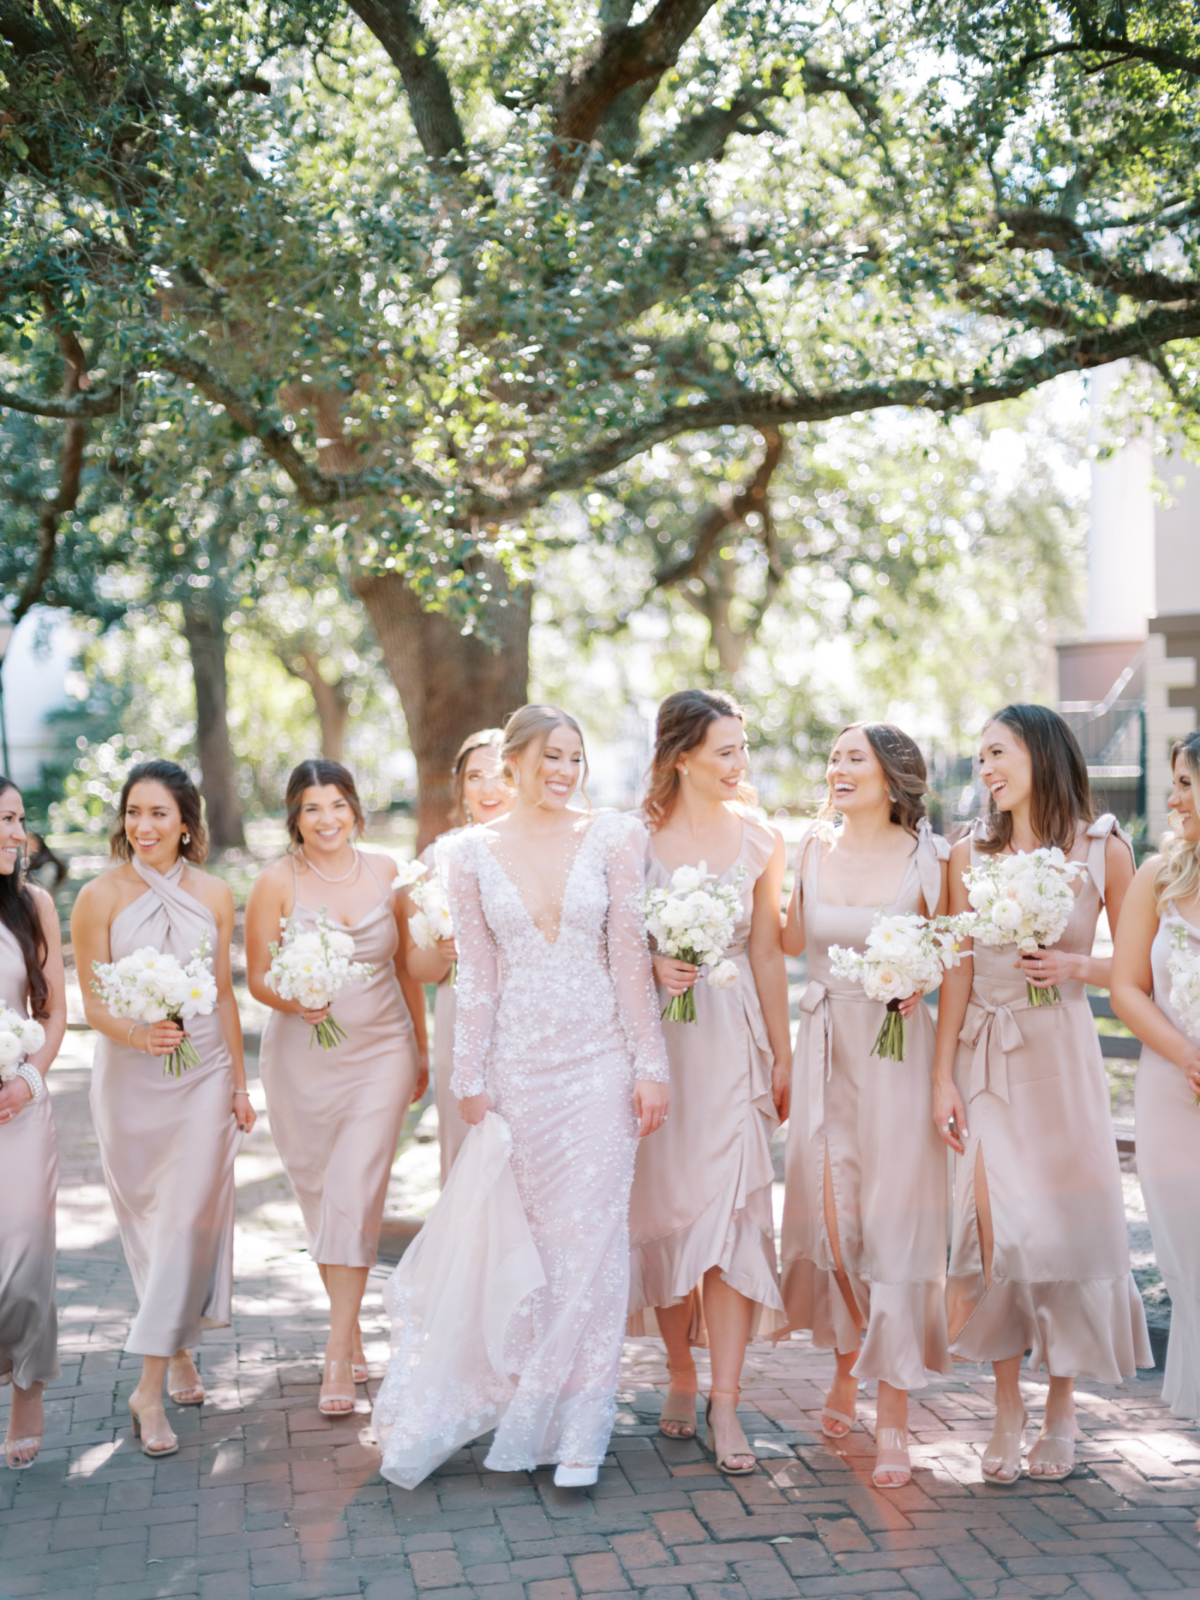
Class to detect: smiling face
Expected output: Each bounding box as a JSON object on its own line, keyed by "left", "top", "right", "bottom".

{"left": 511, "top": 723, "right": 584, "bottom": 810}
{"left": 296, "top": 784, "right": 358, "bottom": 853}
{"left": 826, "top": 728, "right": 890, "bottom": 817}
{"left": 979, "top": 719, "right": 1033, "bottom": 815}
{"left": 123, "top": 781, "right": 186, "bottom": 868}
{"left": 678, "top": 715, "right": 748, "bottom": 803}
{"left": 461, "top": 746, "right": 514, "bottom": 826}
{"left": 0, "top": 786, "right": 25, "bottom": 877}
{"left": 1168, "top": 749, "right": 1200, "bottom": 845}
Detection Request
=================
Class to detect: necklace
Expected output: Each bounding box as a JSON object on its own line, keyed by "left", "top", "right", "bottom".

{"left": 298, "top": 846, "right": 360, "bottom": 884}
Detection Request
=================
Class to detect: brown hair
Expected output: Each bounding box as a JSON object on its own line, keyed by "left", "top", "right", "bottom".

{"left": 285, "top": 759, "right": 366, "bottom": 847}
{"left": 501, "top": 705, "right": 589, "bottom": 807}
{"left": 976, "top": 703, "right": 1093, "bottom": 854}
{"left": 110, "top": 760, "right": 208, "bottom": 864}
{"left": 1154, "top": 732, "right": 1200, "bottom": 914}
{"left": 0, "top": 781, "right": 50, "bottom": 1019}
{"left": 818, "top": 723, "right": 928, "bottom": 837}
{"left": 643, "top": 689, "right": 757, "bottom": 831}
{"left": 451, "top": 728, "right": 505, "bottom": 826}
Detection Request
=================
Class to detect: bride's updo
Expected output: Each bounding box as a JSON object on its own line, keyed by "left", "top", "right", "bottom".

{"left": 501, "top": 704, "right": 589, "bottom": 805}
{"left": 1155, "top": 731, "right": 1200, "bottom": 915}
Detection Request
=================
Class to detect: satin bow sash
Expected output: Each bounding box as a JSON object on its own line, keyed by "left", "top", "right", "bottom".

{"left": 959, "top": 998, "right": 1025, "bottom": 1105}
{"left": 797, "top": 980, "right": 876, "bottom": 1136}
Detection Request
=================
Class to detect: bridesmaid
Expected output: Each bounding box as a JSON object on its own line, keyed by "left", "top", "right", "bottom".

{"left": 404, "top": 729, "right": 514, "bottom": 1186}
{"left": 627, "top": 690, "right": 791, "bottom": 1475}
{"left": 72, "top": 760, "right": 254, "bottom": 1458}
{"left": 0, "top": 778, "right": 66, "bottom": 1469}
{"left": 1112, "top": 731, "right": 1200, "bottom": 1417}
{"left": 246, "top": 759, "right": 426, "bottom": 1414}
{"left": 934, "top": 704, "right": 1150, "bottom": 1484}
{"left": 778, "top": 723, "right": 951, "bottom": 1490}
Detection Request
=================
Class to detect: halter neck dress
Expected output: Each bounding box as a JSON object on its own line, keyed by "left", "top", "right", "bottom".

{"left": 776, "top": 820, "right": 953, "bottom": 1391}
{"left": 1134, "top": 900, "right": 1200, "bottom": 1415}
{"left": 627, "top": 811, "right": 785, "bottom": 1341}
{"left": 259, "top": 852, "right": 418, "bottom": 1267}
{"left": 90, "top": 858, "right": 240, "bottom": 1356}
{"left": 0, "top": 919, "right": 59, "bottom": 1389}
{"left": 946, "top": 816, "right": 1151, "bottom": 1379}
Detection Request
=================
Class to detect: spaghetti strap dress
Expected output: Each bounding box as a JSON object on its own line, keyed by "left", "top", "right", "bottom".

{"left": 90, "top": 858, "right": 239, "bottom": 1356}
{"left": 0, "top": 921, "right": 59, "bottom": 1388}
{"left": 1133, "top": 902, "right": 1200, "bottom": 1415}
{"left": 259, "top": 853, "right": 419, "bottom": 1267}
{"left": 627, "top": 812, "right": 785, "bottom": 1341}
{"left": 776, "top": 820, "right": 952, "bottom": 1391}
{"left": 946, "top": 815, "right": 1151, "bottom": 1379}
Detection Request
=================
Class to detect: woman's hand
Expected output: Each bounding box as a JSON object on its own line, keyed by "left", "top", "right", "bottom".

{"left": 652, "top": 954, "right": 698, "bottom": 997}
{"left": 0, "top": 1074, "right": 34, "bottom": 1123}
{"left": 1015, "top": 949, "right": 1078, "bottom": 988}
{"left": 634, "top": 1079, "right": 669, "bottom": 1137}
{"left": 1178, "top": 1045, "right": 1200, "bottom": 1099}
{"left": 458, "top": 1090, "right": 494, "bottom": 1125}
{"left": 771, "top": 1058, "right": 791, "bottom": 1123}
{"left": 298, "top": 1003, "right": 330, "bottom": 1025}
{"left": 232, "top": 1090, "right": 257, "bottom": 1133}
{"left": 932, "top": 1074, "right": 969, "bottom": 1156}
{"left": 897, "top": 993, "right": 923, "bottom": 1018}
{"left": 413, "top": 1052, "right": 430, "bottom": 1104}
{"left": 437, "top": 938, "right": 457, "bottom": 963}
{"left": 140, "top": 1020, "right": 186, "bottom": 1057}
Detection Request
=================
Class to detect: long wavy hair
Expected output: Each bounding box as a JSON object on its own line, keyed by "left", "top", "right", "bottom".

{"left": 110, "top": 760, "right": 208, "bottom": 863}
{"left": 643, "top": 689, "right": 757, "bottom": 830}
{"left": 975, "top": 703, "right": 1093, "bottom": 855}
{"left": 0, "top": 780, "right": 50, "bottom": 1020}
{"left": 450, "top": 728, "right": 506, "bottom": 826}
{"left": 817, "top": 722, "right": 928, "bottom": 837}
{"left": 501, "top": 705, "right": 589, "bottom": 808}
{"left": 1154, "top": 732, "right": 1200, "bottom": 915}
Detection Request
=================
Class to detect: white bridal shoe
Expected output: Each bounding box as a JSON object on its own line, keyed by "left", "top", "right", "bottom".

{"left": 553, "top": 1463, "right": 599, "bottom": 1488}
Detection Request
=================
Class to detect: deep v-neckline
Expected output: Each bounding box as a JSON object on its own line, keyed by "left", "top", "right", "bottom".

{"left": 484, "top": 824, "right": 592, "bottom": 948}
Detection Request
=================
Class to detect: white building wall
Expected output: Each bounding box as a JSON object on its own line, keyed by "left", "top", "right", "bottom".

{"left": 1155, "top": 455, "right": 1200, "bottom": 617}
{"left": 1087, "top": 363, "right": 1155, "bottom": 640}
{"left": 0, "top": 610, "right": 81, "bottom": 787}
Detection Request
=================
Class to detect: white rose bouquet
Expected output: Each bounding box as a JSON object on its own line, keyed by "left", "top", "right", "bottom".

{"left": 829, "top": 912, "right": 973, "bottom": 1060}
{"left": 1168, "top": 923, "right": 1200, "bottom": 1103}
{"left": 394, "top": 862, "right": 456, "bottom": 972}
{"left": 0, "top": 1006, "right": 46, "bottom": 1082}
{"left": 640, "top": 863, "right": 746, "bottom": 1023}
{"left": 91, "top": 932, "right": 218, "bottom": 1077}
{"left": 265, "top": 908, "right": 374, "bottom": 1049}
{"left": 961, "top": 848, "right": 1087, "bottom": 1006}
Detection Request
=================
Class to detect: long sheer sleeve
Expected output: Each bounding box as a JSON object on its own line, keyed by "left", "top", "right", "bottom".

{"left": 602, "top": 815, "right": 670, "bottom": 1084}
{"left": 441, "top": 837, "right": 498, "bottom": 1099}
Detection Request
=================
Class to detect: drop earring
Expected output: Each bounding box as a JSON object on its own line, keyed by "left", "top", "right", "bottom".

{"left": 182, "top": 832, "right": 191, "bottom": 844}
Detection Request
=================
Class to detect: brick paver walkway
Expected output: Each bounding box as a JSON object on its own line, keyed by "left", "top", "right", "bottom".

{"left": 3, "top": 1037, "right": 1200, "bottom": 1600}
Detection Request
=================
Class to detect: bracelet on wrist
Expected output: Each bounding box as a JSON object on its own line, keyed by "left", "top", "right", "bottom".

{"left": 232, "top": 1089, "right": 250, "bottom": 1098}
{"left": 14, "top": 1060, "right": 45, "bottom": 1103}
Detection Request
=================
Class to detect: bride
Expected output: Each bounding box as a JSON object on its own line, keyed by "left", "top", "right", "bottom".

{"left": 373, "top": 704, "right": 669, "bottom": 1490}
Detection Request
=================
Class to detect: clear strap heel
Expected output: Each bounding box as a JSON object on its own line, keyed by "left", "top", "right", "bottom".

{"left": 705, "top": 1388, "right": 756, "bottom": 1476}
{"left": 872, "top": 1427, "right": 911, "bottom": 1489}
{"left": 981, "top": 1409, "right": 1027, "bottom": 1484}
{"left": 1028, "top": 1421, "right": 1076, "bottom": 1480}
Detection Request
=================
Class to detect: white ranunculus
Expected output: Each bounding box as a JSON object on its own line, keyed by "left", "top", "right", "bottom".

{"left": 707, "top": 959, "right": 739, "bottom": 989}
{"left": 0, "top": 1030, "right": 21, "bottom": 1066}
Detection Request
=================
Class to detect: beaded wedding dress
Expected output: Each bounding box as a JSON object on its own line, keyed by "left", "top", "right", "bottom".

{"left": 373, "top": 810, "right": 669, "bottom": 1490}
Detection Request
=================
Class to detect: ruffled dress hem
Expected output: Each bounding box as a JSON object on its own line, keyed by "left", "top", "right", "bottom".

{"left": 947, "top": 1270, "right": 1153, "bottom": 1380}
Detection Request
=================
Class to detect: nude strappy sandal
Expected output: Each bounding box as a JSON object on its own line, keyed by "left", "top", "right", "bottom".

{"left": 658, "top": 1368, "right": 698, "bottom": 1439}
{"left": 129, "top": 1398, "right": 179, "bottom": 1458}
{"left": 872, "top": 1427, "right": 912, "bottom": 1490}
{"left": 318, "top": 1359, "right": 356, "bottom": 1416}
{"left": 980, "top": 1408, "right": 1027, "bottom": 1485}
{"left": 705, "top": 1389, "right": 756, "bottom": 1476}
{"left": 167, "top": 1353, "right": 205, "bottom": 1406}
{"left": 1028, "top": 1420, "right": 1076, "bottom": 1481}
{"left": 5, "top": 1432, "right": 42, "bottom": 1470}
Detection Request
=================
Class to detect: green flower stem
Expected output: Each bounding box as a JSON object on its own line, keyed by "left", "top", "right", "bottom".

{"left": 1026, "top": 980, "right": 1061, "bottom": 1007}
{"left": 310, "top": 1012, "right": 349, "bottom": 1049}
{"left": 870, "top": 1002, "right": 907, "bottom": 1062}
{"left": 162, "top": 1033, "right": 202, "bottom": 1079}
{"left": 662, "top": 988, "right": 698, "bottom": 1024}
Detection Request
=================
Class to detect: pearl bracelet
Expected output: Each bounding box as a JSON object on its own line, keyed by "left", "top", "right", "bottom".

{"left": 14, "top": 1061, "right": 45, "bottom": 1103}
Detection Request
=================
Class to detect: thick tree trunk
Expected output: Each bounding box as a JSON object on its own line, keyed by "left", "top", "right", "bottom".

{"left": 180, "top": 588, "right": 246, "bottom": 850}
{"left": 354, "top": 569, "right": 530, "bottom": 851}
{"left": 306, "top": 668, "right": 351, "bottom": 762}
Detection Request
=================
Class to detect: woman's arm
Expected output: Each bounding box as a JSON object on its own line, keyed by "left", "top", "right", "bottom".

{"left": 748, "top": 829, "right": 793, "bottom": 1121}
{"left": 1018, "top": 831, "right": 1136, "bottom": 992}
{"left": 932, "top": 839, "right": 974, "bottom": 1155}
{"left": 0, "top": 886, "right": 67, "bottom": 1120}
{"left": 392, "top": 892, "right": 431, "bottom": 1103}
{"left": 780, "top": 836, "right": 809, "bottom": 959}
{"left": 207, "top": 878, "right": 256, "bottom": 1133}
{"left": 244, "top": 860, "right": 327, "bottom": 1023}
{"left": 1111, "top": 860, "right": 1200, "bottom": 1094}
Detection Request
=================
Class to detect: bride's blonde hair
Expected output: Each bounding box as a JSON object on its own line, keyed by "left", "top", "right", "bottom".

{"left": 1154, "top": 732, "right": 1200, "bottom": 915}
{"left": 501, "top": 704, "right": 590, "bottom": 808}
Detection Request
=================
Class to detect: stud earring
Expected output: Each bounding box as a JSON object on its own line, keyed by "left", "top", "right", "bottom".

{"left": 680, "top": 768, "right": 689, "bottom": 778}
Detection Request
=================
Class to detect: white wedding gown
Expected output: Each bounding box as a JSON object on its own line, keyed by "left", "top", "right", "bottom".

{"left": 373, "top": 810, "right": 669, "bottom": 1489}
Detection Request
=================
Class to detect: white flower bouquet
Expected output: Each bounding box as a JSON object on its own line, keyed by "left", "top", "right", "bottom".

{"left": 265, "top": 908, "right": 374, "bottom": 1049}
{"left": 395, "top": 862, "right": 455, "bottom": 964}
{"left": 1168, "top": 923, "right": 1200, "bottom": 1103}
{"left": 92, "top": 932, "right": 217, "bottom": 1077}
{"left": 0, "top": 1006, "right": 46, "bottom": 1082}
{"left": 961, "top": 848, "right": 1087, "bottom": 1006}
{"left": 829, "top": 912, "right": 973, "bottom": 1060}
{"left": 640, "top": 863, "right": 745, "bottom": 1023}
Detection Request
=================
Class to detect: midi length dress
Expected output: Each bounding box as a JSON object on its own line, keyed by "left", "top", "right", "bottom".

{"left": 1134, "top": 903, "right": 1200, "bottom": 1416}
{"left": 628, "top": 812, "right": 785, "bottom": 1341}
{"left": 260, "top": 853, "right": 418, "bottom": 1268}
{"left": 90, "top": 859, "right": 240, "bottom": 1357}
{"left": 777, "top": 820, "right": 952, "bottom": 1391}
{"left": 0, "top": 921, "right": 59, "bottom": 1389}
{"left": 372, "top": 810, "right": 669, "bottom": 1489}
{"left": 946, "top": 815, "right": 1151, "bottom": 1379}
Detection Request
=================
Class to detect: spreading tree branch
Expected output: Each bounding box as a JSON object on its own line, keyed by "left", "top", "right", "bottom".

{"left": 345, "top": 0, "right": 465, "bottom": 160}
